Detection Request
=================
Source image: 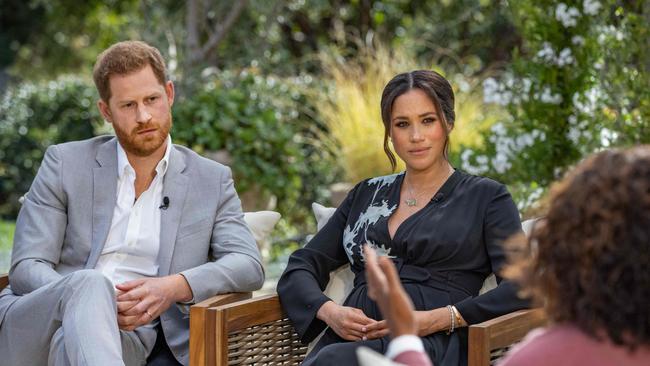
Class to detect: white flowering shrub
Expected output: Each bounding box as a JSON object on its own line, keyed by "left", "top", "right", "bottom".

{"left": 459, "top": 1, "right": 649, "bottom": 214}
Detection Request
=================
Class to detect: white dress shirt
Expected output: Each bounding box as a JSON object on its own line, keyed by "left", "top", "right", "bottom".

{"left": 95, "top": 136, "right": 171, "bottom": 286}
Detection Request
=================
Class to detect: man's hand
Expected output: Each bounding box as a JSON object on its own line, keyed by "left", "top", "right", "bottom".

{"left": 364, "top": 245, "right": 417, "bottom": 338}
{"left": 316, "top": 301, "right": 378, "bottom": 341}
{"left": 115, "top": 274, "right": 192, "bottom": 331}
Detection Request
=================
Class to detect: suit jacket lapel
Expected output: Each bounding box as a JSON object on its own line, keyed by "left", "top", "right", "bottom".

{"left": 157, "top": 146, "right": 189, "bottom": 276}
{"left": 86, "top": 138, "right": 118, "bottom": 269}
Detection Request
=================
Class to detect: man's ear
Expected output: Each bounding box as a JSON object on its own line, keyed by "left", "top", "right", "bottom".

{"left": 165, "top": 81, "right": 175, "bottom": 107}
{"left": 97, "top": 99, "right": 112, "bottom": 124}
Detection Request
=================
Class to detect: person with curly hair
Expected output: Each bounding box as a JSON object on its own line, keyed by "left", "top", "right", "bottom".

{"left": 500, "top": 146, "right": 650, "bottom": 366}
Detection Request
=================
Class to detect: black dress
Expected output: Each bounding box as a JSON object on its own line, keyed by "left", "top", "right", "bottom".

{"left": 277, "top": 170, "right": 530, "bottom": 366}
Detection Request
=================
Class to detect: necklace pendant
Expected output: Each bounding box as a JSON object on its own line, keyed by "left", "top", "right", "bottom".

{"left": 405, "top": 198, "right": 417, "bottom": 207}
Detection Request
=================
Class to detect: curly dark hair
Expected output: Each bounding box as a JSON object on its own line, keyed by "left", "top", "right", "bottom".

{"left": 506, "top": 146, "right": 650, "bottom": 349}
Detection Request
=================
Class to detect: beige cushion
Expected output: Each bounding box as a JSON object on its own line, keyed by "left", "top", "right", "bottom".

{"left": 311, "top": 203, "right": 355, "bottom": 305}
{"left": 244, "top": 210, "right": 281, "bottom": 260}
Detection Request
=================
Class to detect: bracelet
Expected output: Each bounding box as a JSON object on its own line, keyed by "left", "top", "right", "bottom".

{"left": 446, "top": 305, "right": 456, "bottom": 334}
{"left": 452, "top": 305, "right": 462, "bottom": 327}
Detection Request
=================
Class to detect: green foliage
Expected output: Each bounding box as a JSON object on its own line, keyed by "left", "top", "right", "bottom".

{"left": 0, "top": 76, "right": 101, "bottom": 218}
{"left": 0, "top": 220, "right": 13, "bottom": 273}
{"left": 0, "top": 220, "right": 14, "bottom": 252}
{"left": 460, "top": 0, "right": 649, "bottom": 214}
{"left": 4, "top": 0, "right": 141, "bottom": 79}
{"left": 172, "top": 69, "right": 339, "bottom": 225}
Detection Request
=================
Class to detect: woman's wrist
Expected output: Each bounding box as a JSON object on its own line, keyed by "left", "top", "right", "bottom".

{"left": 316, "top": 300, "right": 337, "bottom": 323}
{"left": 452, "top": 305, "right": 467, "bottom": 327}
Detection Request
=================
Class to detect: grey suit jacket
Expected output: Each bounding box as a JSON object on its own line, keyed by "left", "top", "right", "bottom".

{"left": 0, "top": 136, "right": 264, "bottom": 365}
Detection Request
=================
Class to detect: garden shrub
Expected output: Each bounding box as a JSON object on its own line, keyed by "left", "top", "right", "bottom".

{"left": 460, "top": 0, "right": 649, "bottom": 214}
{"left": 0, "top": 76, "right": 100, "bottom": 218}
{"left": 172, "top": 69, "right": 339, "bottom": 226}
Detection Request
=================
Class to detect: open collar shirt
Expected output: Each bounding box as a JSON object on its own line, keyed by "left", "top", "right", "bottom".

{"left": 95, "top": 135, "right": 172, "bottom": 286}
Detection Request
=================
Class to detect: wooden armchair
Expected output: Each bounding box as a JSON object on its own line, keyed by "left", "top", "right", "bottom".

{"left": 205, "top": 293, "right": 547, "bottom": 366}
{"left": 0, "top": 273, "right": 250, "bottom": 366}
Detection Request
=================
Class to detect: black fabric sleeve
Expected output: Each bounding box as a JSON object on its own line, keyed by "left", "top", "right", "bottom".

{"left": 276, "top": 183, "right": 361, "bottom": 343}
{"left": 454, "top": 183, "right": 530, "bottom": 324}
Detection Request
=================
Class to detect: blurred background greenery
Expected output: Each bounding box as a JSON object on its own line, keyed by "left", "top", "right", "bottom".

{"left": 0, "top": 0, "right": 648, "bottom": 274}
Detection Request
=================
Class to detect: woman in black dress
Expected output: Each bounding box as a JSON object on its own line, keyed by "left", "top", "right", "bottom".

{"left": 277, "top": 70, "right": 529, "bottom": 366}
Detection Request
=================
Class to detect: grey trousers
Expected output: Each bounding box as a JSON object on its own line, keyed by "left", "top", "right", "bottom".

{"left": 0, "top": 269, "right": 157, "bottom": 366}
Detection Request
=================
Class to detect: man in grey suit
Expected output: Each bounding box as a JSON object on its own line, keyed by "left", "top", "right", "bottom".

{"left": 0, "top": 40, "right": 264, "bottom": 365}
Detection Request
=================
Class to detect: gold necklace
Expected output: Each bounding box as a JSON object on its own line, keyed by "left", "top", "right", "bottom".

{"left": 404, "top": 179, "right": 419, "bottom": 207}
{"left": 403, "top": 167, "right": 454, "bottom": 207}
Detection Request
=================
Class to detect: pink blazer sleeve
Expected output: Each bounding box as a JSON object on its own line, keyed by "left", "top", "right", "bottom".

{"left": 392, "top": 350, "right": 434, "bottom": 366}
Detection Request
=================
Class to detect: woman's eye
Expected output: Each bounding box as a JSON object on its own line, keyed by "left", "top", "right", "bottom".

{"left": 395, "top": 121, "right": 408, "bottom": 128}
{"left": 423, "top": 117, "right": 436, "bottom": 124}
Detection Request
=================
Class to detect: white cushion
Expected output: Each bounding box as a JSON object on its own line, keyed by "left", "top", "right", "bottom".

{"left": 312, "top": 202, "right": 337, "bottom": 231}
{"left": 311, "top": 203, "right": 355, "bottom": 305}
{"left": 357, "top": 346, "right": 405, "bottom": 366}
{"left": 243, "top": 211, "right": 281, "bottom": 259}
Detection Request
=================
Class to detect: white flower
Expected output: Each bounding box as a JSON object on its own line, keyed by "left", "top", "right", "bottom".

{"left": 600, "top": 128, "right": 617, "bottom": 147}
{"left": 460, "top": 149, "right": 489, "bottom": 175}
{"left": 538, "top": 87, "right": 563, "bottom": 104}
{"left": 567, "top": 127, "right": 582, "bottom": 144}
{"left": 555, "top": 3, "right": 581, "bottom": 28}
{"left": 476, "top": 155, "right": 489, "bottom": 165}
{"left": 492, "top": 153, "right": 511, "bottom": 174}
{"left": 583, "top": 0, "right": 601, "bottom": 15}
{"left": 568, "top": 115, "right": 578, "bottom": 124}
{"left": 556, "top": 48, "right": 575, "bottom": 66}
{"left": 536, "top": 42, "right": 555, "bottom": 62}
{"left": 571, "top": 36, "right": 585, "bottom": 45}
{"left": 482, "top": 78, "right": 512, "bottom": 106}
{"left": 521, "top": 78, "right": 532, "bottom": 94}
{"left": 572, "top": 87, "right": 602, "bottom": 115}
{"left": 491, "top": 122, "right": 507, "bottom": 136}
{"left": 615, "top": 30, "right": 624, "bottom": 41}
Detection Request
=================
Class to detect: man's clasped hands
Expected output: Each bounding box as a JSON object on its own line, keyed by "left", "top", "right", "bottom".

{"left": 114, "top": 274, "right": 193, "bottom": 331}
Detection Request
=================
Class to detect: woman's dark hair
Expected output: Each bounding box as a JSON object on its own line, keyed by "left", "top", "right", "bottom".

{"left": 379, "top": 70, "right": 455, "bottom": 171}
{"left": 506, "top": 146, "right": 650, "bottom": 349}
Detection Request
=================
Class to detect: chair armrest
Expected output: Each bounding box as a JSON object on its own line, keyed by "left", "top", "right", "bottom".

{"left": 214, "top": 293, "right": 286, "bottom": 331}
{"left": 0, "top": 273, "right": 7, "bottom": 290}
{"left": 210, "top": 294, "right": 307, "bottom": 366}
{"left": 189, "top": 292, "right": 252, "bottom": 366}
{"left": 468, "top": 308, "right": 547, "bottom": 366}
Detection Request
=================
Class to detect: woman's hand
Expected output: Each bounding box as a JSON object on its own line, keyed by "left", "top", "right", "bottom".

{"left": 317, "top": 301, "right": 377, "bottom": 341}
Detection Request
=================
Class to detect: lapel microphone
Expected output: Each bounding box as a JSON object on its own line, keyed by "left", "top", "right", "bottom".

{"left": 159, "top": 196, "right": 170, "bottom": 210}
